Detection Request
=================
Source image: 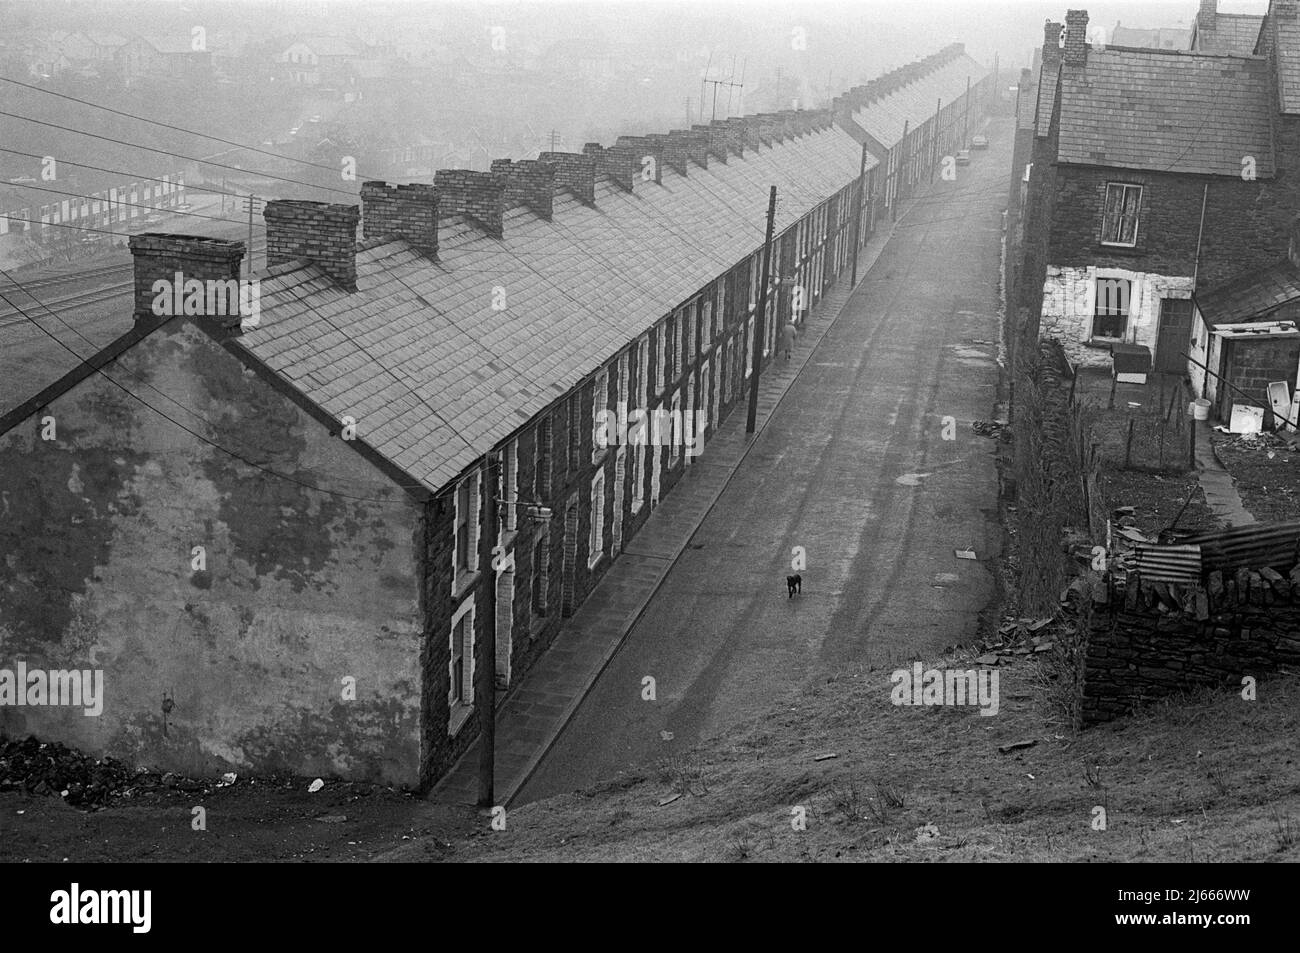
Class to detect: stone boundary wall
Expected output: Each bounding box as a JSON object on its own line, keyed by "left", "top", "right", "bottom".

{"left": 1083, "top": 569, "right": 1300, "bottom": 723}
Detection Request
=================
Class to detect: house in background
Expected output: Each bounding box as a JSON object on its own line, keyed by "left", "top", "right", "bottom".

{"left": 1110, "top": 22, "right": 1194, "bottom": 49}
{"left": 1018, "top": 4, "right": 1300, "bottom": 393}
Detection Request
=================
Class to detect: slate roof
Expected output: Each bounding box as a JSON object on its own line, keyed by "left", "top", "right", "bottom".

{"left": 1055, "top": 47, "right": 1275, "bottom": 178}
{"left": 236, "top": 125, "right": 871, "bottom": 492}
{"left": 849, "top": 53, "right": 990, "bottom": 149}
{"left": 1195, "top": 259, "right": 1300, "bottom": 327}
{"left": 1193, "top": 13, "right": 1264, "bottom": 55}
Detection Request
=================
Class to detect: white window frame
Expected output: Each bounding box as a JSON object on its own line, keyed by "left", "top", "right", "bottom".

{"left": 632, "top": 443, "right": 645, "bottom": 513}
{"left": 591, "top": 368, "right": 609, "bottom": 463}
{"left": 503, "top": 440, "right": 518, "bottom": 534}
{"left": 1101, "top": 182, "right": 1142, "bottom": 248}
{"left": 745, "top": 317, "right": 755, "bottom": 378}
{"left": 639, "top": 335, "right": 651, "bottom": 409}
{"left": 453, "top": 469, "right": 481, "bottom": 592}
{"left": 669, "top": 389, "right": 682, "bottom": 467}
{"left": 448, "top": 598, "right": 475, "bottom": 731}
{"left": 655, "top": 325, "right": 665, "bottom": 395}
{"left": 589, "top": 469, "right": 605, "bottom": 568}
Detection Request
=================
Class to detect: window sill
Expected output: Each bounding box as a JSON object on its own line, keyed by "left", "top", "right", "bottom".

{"left": 448, "top": 703, "right": 474, "bottom": 737}
{"left": 588, "top": 551, "right": 605, "bottom": 571}
{"left": 1086, "top": 337, "right": 1124, "bottom": 349}
{"left": 1095, "top": 243, "right": 1143, "bottom": 257}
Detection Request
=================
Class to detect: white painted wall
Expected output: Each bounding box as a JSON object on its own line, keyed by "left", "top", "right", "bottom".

{"left": 1040, "top": 264, "right": 1195, "bottom": 370}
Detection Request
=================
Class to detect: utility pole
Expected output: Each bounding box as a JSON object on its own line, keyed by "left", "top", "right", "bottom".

{"left": 774, "top": 66, "right": 782, "bottom": 108}
{"left": 477, "top": 450, "right": 500, "bottom": 808}
{"left": 548, "top": 130, "right": 561, "bottom": 151}
{"left": 747, "top": 186, "right": 777, "bottom": 435}
{"left": 930, "top": 98, "right": 941, "bottom": 183}
{"left": 963, "top": 76, "right": 971, "bottom": 147}
{"left": 241, "top": 195, "right": 264, "bottom": 281}
{"left": 685, "top": 97, "right": 692, "bottom": 128}
{"left": 850, "top": 139, "right": 868, "bottom": 286}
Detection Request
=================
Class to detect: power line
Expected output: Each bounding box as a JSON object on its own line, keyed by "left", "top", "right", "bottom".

{"left": 0, "top": 73, "right": 376, "bottom": 181}
{"left": 0, "top": 145, "right": 248, "bottom": 200}
{"left": 0, "top": 108, "right": 358, "bottom": 198}
{"left": 7, "top": 180, "right": 246, "bottom": 228}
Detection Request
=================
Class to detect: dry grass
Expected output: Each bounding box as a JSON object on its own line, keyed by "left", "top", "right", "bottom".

{"left": 375, "top": 655, "right": 1300, "bottom": 862}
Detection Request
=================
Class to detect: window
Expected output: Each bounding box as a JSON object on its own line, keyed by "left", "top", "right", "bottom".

{"left": 632, "top": 443, "right": 645, "bottom": 512}
{"left": 683, "top": 302, "right": 695, "bottom": 369}
{"left": 1093, "top": 277, "right": 1131, "bottom": 340}
{"left": 716, "top": 280, "right": 725, "bottom": 334}
{"left": 704, "top": 299, "right": 715, "bottom": 349}
{"left": 589, "top": 470, "right": 605, "bottom": 567}
{"left": 454, "top": 471, "right": 480, "bottom": 588}
{"left": 448, "top": 600, "right": 475, "bottom": 719}
{"left": 617, "top": 351, "right": 628, "bottom": 412}
{"left": 655, "top": 324, "right": 666, "bottom": 394}
{"left": 535, "top": 416, "right": 552, "bottom": 501}
{"left": 665, "top": 315, "right": 676, "bottom": 384}
{"left": 1101, "top": 183, "right": 1142, "bottom": 247}
{"left": 638, "top": 335, "right": 650, "bottom": 409}
{"left": 591, "top": 369, "right": 608, "bottom": 462}
{"left": 502, "top": 440, "right": 518, "bottom": 534}
{"left": 531, "top": 532, "right": 549, "bottom": 617}
{"left": 669, "top": 390, "right": 682, "bottom": 466}
{"left": 744, "top": 318, "right": 753, "bottom": 378}
{"left": 567, "top": 395, "right": 581, "bottom": 472}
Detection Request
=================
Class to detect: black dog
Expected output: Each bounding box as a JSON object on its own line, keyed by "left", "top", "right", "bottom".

{"left": 787, "top": 573, "right": 802, "bottom": 598}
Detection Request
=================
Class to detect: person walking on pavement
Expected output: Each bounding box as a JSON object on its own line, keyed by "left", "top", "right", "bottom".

{"left": 780, "top": 320, "right": 797, "bottom": 361}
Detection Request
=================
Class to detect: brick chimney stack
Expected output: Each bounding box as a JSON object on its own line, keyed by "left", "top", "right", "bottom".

{"left": 614, "top": 136, "right": 665, "bottom": 184}
{"left": 583, "top": 143, "right": 641, "bottom": 192}
{"left": 1063, "top": 10, "right": 1089, "bottom": 66}
{"left": 489, "top": 159, "right": 556, "bottom": 220}
{"left": 127, "top": 233, "right": 245, "bottom": 326}
{"left": 264, "top": 201, "right": 359, "bottom": 291}
{"left": 1043, "top": 19, "right": 1064, "bottom": 67}
{"left": 1198, "top": 0, "right": 1218, "bottom": 33}
{"left": 359, "top": 182, "right": 438, "bottom": 259}
{"left": 645, "top": 133, "right": 690, "bottom": 175}
{"left": 433, "top": 169, "right": 506, "bottom": 239}
{"left": 691, "top": 124, "right": 730, "bottom": 162}
{"left": 538, "top": 151, "right": 596, "bottom": 206}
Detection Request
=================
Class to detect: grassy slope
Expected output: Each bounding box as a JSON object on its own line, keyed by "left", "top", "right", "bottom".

{"left": 383, "top": 652, "right": 1300, "bottom": 863}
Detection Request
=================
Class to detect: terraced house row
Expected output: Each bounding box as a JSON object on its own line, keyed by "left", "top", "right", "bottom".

{"left": 0, "top": 46, "right": 993, "bottom": 788}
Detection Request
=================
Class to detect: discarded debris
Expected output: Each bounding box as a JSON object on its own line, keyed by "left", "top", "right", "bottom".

{"left": 997, "top": 740, "right": 1039, "bottom": 754}
{"left": 914, "top": 822, "right": 940, "bottom": 844}
{"left": 972, "top": 420, "right": 1009, "bottom": 440}
{"left": 316, "top": 814, "right": 348, "bottom": 824}
{"left": 216, "top": 772, "right": 237, "bottom": 787}
{"left": 813, "top": 752, "right": 838, "bottom": 762}
{"left": 954, "top": 548, "right": 977, "bottom": 560}
{"left": 308, "top": 778, "right": 325, "bottom": 793}
{"left": 975, "top": 654, "right": 1000, "bottom": 666}
{"left": 658, "top": 793, "right": 682, "bottom": 806}
{"left": 659, "top": 730, "right": 674, "bottom": 742}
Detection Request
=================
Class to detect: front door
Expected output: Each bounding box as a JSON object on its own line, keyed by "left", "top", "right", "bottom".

{"left": 1155, "top": 298, "right": 1194, "bottom": 375}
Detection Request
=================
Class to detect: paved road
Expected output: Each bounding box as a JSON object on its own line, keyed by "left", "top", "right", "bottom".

{"left": 518, "top": 121, "right": 1012, "bottom": 804}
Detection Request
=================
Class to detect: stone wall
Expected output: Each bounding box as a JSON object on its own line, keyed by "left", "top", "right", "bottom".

{"left": 1084, "top": 570, "right": 1300, "bottom": 723}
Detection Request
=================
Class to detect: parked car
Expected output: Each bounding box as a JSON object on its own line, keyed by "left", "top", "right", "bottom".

{"left": 971, "top": 134, "right": 989, "bottom": 150}
{"left": 956, "top": 149, "right": 971, "bottom": 165}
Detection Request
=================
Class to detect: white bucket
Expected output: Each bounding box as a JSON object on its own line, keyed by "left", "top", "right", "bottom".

{"left": 1190, "top": 398, "right": 1210, "bottom": 421}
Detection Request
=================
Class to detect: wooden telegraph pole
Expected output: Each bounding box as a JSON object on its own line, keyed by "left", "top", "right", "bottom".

{"left": 746, "top": 186, "right": 778, "bottom": 434}
{"left": 850, "top": 139, "right": 868, "bottom": 286}
{"left": 477, "top": 450, "right": 500, "bottom": 808}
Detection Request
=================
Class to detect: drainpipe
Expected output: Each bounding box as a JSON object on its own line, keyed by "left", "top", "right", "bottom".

{"left": 1192, "top": 182, "right": 1209, "bottom": 290}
